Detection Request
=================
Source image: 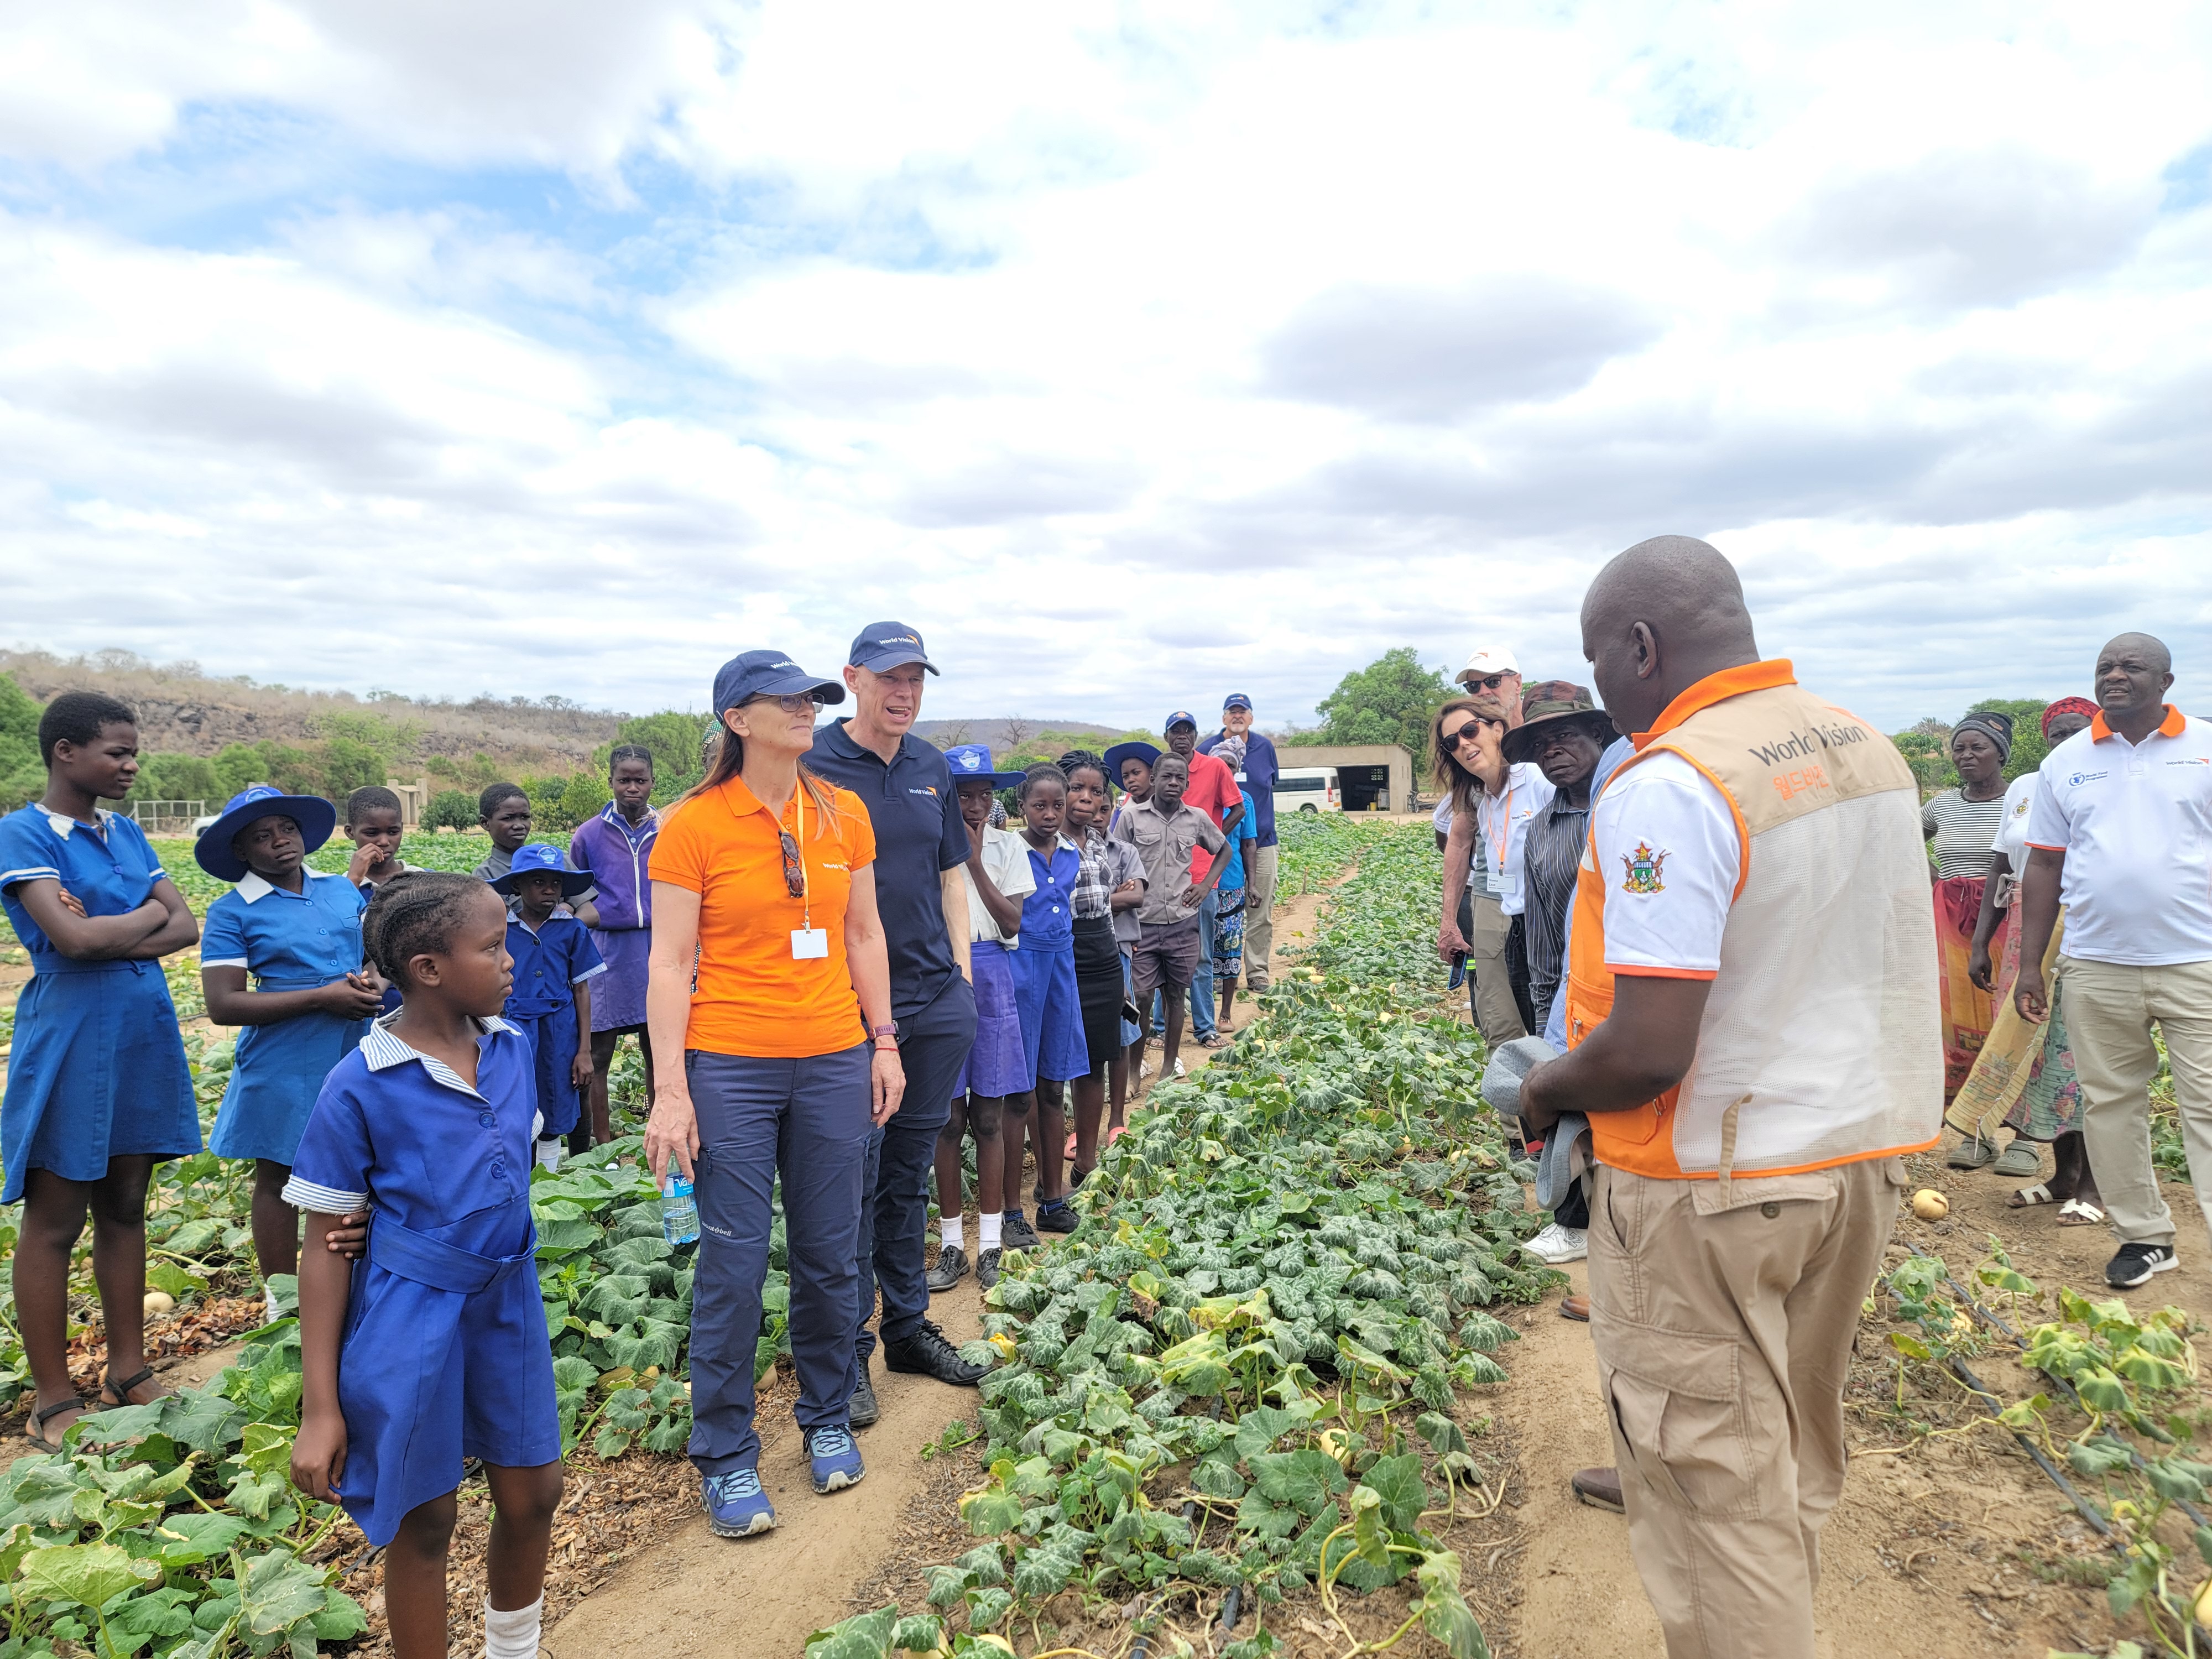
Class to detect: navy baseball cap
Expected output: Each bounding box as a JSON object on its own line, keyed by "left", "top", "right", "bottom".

{"left": 849, "top": 621, "right": 938, "bottom": 675}
{"left": 1161, "top": 709, "right": 1199, "bottom": 733}
{"left": 709, "top": 650, "right": 845, "bottom": 718}
{"left": 1223, "top": 693, "right": 1253, "bottom": 712}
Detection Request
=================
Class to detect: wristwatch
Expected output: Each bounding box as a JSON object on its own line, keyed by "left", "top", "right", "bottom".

{"left": 870, "top": 1022, "right": 900, "bottom": 1046}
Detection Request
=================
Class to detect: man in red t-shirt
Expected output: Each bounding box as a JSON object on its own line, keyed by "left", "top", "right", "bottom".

{"left": 1163, "top": 709, "right": 1245, "bottom": 875}
{"left": 1162, "top": 711, "right": 1247, "bottom": 1048}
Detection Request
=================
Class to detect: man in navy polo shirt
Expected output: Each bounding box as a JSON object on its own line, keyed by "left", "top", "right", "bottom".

{"left": 808, "top": 622, "right": 986, "bottom": 1415}
{"left": 1201, "top": 694, "right": 1281, "bottom": 993}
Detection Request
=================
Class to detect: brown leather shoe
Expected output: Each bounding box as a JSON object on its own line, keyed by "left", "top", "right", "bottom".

{"left": 1572, "top": 1466, "right": 1625, "bottom": 1512}
{"left": 1559, "top": 1293, "right": 1590, "bottom": 1322}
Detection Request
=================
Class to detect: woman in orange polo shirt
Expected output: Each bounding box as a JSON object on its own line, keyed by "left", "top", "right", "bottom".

{"left": 644, "top": 650, "right": 905, "bottom": 1539}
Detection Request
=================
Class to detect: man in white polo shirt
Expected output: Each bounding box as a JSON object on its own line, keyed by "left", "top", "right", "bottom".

{"left": 2015, "top": 632, "right": 2212, "bottom": 1290}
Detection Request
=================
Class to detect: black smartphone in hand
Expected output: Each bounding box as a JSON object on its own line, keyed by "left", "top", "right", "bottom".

{"left": 1448, "top": 951, "right": 1468, "bottom": 991}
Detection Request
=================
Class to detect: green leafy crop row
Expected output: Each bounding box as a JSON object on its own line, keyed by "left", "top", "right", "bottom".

{"left": 810, "top": 820, "right": 1556, "bottom": 1658}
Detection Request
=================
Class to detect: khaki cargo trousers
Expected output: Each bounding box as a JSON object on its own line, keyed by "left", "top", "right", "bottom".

{"left": 2061, "top": 954, "right": 2212, "bottom": 1250}
{"left": 1588, "top": 1155, "right": 1908, "bottom": 1658}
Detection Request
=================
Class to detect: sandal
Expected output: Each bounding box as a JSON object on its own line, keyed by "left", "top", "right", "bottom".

{"left": 1991, "top": 1140, "right": 2043, "bottom": 1178}
{"left": 99, "top": 1368, "right": 167, "bottom": 1410}
{"left": 2058, "top": 1199, "right": 2108, "bottom": 1228}
{"left": 2007, "top": 1182, "right": 2057, "bottom": 1209}
{"left": 1947, "top": 1135, "right": 1996, "bottom": 1170}
{"left": 25, "top": 1397, "right": 85, "bottom": 1453}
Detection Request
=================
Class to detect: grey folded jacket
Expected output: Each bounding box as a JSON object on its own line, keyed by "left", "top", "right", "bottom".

{"left": 1478, "top": 1034, "right": 1590, "bottom": 1211}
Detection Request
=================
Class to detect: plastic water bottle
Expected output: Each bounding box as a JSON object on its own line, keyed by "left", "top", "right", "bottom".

{"left": 661, "top": 1172, "right": 700, "bottom": 1246}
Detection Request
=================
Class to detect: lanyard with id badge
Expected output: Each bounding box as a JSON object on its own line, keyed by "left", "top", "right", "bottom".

{"left": 788, "top": 787, "right": 830, "bottom": 960}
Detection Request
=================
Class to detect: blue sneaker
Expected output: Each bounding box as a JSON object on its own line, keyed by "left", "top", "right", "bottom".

{"left": 807, "top": 1425, "right": 865, "bottom": 1495}
{"left": 701, "top": 1468, "right": 775, "bottom": 1537}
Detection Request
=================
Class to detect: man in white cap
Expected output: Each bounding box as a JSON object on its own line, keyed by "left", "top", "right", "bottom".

{"left": 1457, "top": 646, "right": 1520, "bottom": 703}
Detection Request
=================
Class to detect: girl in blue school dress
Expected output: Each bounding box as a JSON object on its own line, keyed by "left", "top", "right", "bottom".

{"left": 0, "top": 692, "right": 203, "bottom": 1448}
{"left": 287, "top": 872, "right": 562, "bottom": 1659}
{"left": 488, "top": 843, "right": 605, "bottom": 1172}
{"left": 1003, "top": 764, "right": 1091, "bottom": 1241}
{"left": 197, "top": 786, "right": 386, "bottom": 1303}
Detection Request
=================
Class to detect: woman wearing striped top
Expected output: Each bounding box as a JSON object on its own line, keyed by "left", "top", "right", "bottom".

{"left": 1923, "top": 712, "right": 2013, "bottom": 1107}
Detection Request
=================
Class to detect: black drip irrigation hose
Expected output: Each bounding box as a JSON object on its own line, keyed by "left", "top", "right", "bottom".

{"left": 1943, "top": 1353, "right": 2112, "bottom": 1537}
{"left": 1936, "top": 1263, "right": 2212, "bottom": 1533}
{"left": 1130, "top": 1402, "right": 1228, "bottom": 1659}
{"left": 1910, "top": 1254, "right": 2212, "bottom": 1646}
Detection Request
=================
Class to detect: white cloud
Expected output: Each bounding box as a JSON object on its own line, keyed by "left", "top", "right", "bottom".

{"left": 0, "top": 1, "right": 2208, "bottom": 733}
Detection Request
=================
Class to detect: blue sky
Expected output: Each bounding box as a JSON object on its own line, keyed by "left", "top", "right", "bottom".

{"left": 2, "top": 0, "right": 2208, "bottom": 733}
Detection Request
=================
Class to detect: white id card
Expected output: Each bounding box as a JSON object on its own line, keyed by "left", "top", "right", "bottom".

{"left": 791, "top": 928, "right": 829, "bottom": 960}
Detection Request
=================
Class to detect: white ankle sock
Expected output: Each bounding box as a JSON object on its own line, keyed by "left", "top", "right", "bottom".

{"left": 939, "top": 1215, "right": 964, "bottom": 1251}
{"left": 483, "top": 1596, "right": 542, "bottom": 1659}
{"left": 978, "top": 1213, "right": 1003, "bottom": 1252}
{"left": 535, "top": 1137, "right": 563, "bottom": 1172}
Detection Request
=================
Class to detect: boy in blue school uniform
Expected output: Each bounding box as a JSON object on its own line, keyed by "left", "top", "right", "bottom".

{"left": 489, "top": 843, "right": 605, "bottom": 1171}
{"left": 288, "top": 872, "right": 561, "bottom": 1659}
{"left": 197, "top": 786, "right": 386, "bottom": 1306}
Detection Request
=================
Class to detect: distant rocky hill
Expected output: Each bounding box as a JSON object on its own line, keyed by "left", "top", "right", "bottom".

{"left": 911, "top": 717, "right": 1128, "bottom": 750}
{"left": 0, "top": 649, "right": 621, "bottom": 771}
{"left": 0, "top": 651, "right": 1147, "bottom": 771}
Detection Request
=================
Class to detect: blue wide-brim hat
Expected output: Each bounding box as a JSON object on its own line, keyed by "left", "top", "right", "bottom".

{"left": 943, "top": 743, "right": 1027, "bottom": 789}
{"left": 1103, "top": 741, "right": 1163, "bottom": 783}
{"left": 491, "top": 841, "right": 596, "bottom": 898}
{"left": 195, "top": 786, "right": 337, "bottom": 883}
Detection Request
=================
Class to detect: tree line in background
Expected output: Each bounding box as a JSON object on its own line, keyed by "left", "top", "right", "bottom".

{"left": 0, "top": 671, "right": 719, "bottom": 833}
{"left": 0, "top": 660, "right": 2049, "bottom": 828}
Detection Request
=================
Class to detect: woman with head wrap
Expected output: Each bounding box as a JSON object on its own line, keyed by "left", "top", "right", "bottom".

{"left": 1923, "top": 710, "right": 2015, "bottom": 1115}
{"left": 1946, "top": 698, "right": 2105, "bottom": 1222}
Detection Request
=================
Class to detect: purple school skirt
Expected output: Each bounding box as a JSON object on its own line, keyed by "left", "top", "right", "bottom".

{"left": 955, "top": 942, "right": 1027, "bottom": 1100}
{"left": 588, "top": 928, "right": 651, "bottom": 1032}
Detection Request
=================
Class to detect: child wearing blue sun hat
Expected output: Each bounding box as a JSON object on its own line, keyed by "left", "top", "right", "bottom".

{"left": 489, "top": 843, "right": 606, "bottom": 1172}
{"left": 197, "top": 784, "right": 385, "bottom": 1301}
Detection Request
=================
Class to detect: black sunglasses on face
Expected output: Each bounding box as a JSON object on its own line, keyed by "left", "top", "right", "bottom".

{"left": 1442, "top": 722, "right": 1488, "bottom": 748}
{"left": 1464, "top": 672, "right": 1510, "bottom": 691}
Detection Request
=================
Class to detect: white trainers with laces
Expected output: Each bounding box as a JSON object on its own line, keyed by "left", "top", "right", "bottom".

{"left": 1521, "top": 1223, "right": 1588, "bottom": 1264}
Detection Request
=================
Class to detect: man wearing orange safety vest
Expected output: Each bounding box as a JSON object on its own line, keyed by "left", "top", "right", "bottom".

{"left": 1520, "top": 535, "right": 1942, "bottom": 1657}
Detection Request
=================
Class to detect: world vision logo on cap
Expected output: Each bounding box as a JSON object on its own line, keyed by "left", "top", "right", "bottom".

{"left": 877, "top": 634, "right": 920, "bottom": 647}
{"left": 1620, "top": 842, "right": 1668, "bottom": 894}
{"left": 773, "top": 661, "right": 802, "bottom": 672}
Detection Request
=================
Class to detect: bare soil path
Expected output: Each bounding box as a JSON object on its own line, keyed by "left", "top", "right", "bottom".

{"left": 543, "top": 882, "right": 1340, "bottom": 1656}
{"left": 1499, "top": 1144, "right": 2212, "bottom": 1658}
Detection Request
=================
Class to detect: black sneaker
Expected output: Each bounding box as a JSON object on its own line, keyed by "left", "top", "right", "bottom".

{"left": 849, "top": 1361, "right": 879, "bottom": 1428}
{"left": 1002, "top": 1212, "right": 1041, "bottom": 1252}
{"left": 884, "top": 1319, "right": 987, "bottom": 1386}
{"left": 2106, "top": 1241, "right": 2179, "bottom": 1288}
{"left": 1035, "top": 1201, "right": 1077, "bottom": 1235}
{"left": 926, "top": 1246, "right": 969, "bottom": 1292}
{"left": 975, "top": 1248, "right": 1001, "bottom": 1289}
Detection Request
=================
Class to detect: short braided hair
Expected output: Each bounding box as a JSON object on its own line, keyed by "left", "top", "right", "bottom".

{"left": 1056, "top": 749, "right": 1108, "bottom": 789}
{"left": 1018, "top": 761, "right": 1068, "bottom": 803}
{"left": 607, "top": 743, "right": 655, "bottom": 780}
{"left": 363, "top": 870, "right": 491, "bottom": 988}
